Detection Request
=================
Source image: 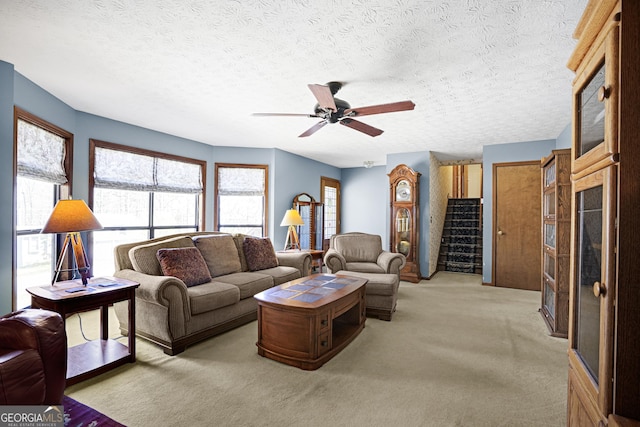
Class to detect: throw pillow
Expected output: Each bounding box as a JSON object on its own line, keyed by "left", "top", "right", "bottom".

{"left": 156, "top": 247, "right": 212, "bottom": 287}
{"left": 242, "top": 237, "right": 279, "bottom": 271}
{"left": 193, "top": 234, "right": 242, "bottom": 277}
{"left": 129, "top": 236, "right": 195, "bottom": 276}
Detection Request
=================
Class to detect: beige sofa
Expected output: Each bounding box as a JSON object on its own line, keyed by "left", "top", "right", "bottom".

{"left": 113, "top": 231, "right": 311, "bottom": 355}
{"left": 324, "top": 232, "right": 406, "bottom": 321}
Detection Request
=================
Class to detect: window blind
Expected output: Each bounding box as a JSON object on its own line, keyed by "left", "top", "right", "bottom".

{"left": 217, "top": 167, "right": 265, "bottom": 196}
{"left": 94, "top": 146, "right": 202, "bottom": 193}
{"left": 16, "top": 119, "right": 67, "bottom": 184}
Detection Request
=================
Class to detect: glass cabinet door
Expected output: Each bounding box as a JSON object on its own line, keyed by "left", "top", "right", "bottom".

{"left": 578, "top": 64, "right": 605, "bottom": 157}
{"left": 293, "top": 193, "right": 324, "bottom": 251}
{"left": 544, "top": 223, "right": 556, "bottom": 249}
{"left": 544, "top": 161, "right": 556, "bottom": 188}
{"left": 572, "top": 26, "right": 618, "bottom": 175}
{"left": 569, "top": 166, "right": 616, "bottom": 416}
{"left": 297, "top": 203, "right": 312, "bottom": 249}
{"left": 313, "top": 204, "right": 323, "bottom": 250}
{"left": 575, "top": 184, "right": 602, "bottom": 380}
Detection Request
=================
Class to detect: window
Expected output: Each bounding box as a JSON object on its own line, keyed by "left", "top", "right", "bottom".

{"left": 14, "top": 108, "right": 72, "bottom": 310}
{"left": 90, "top": 140, "right": 206, "bottom": 277}
{"left": 321, "top": 176, "right": 340, "bottom": 244}
{"left": 215, "top": 164, "right": 268, "bottom": 237}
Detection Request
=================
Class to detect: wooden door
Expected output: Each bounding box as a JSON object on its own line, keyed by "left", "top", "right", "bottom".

{"left": 493, "top": 161, "right": 541, "bottom": 290}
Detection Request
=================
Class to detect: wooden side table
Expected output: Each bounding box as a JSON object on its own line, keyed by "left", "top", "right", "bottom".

{"left": 27, "top": 277, "right": 139, "bottom": 386}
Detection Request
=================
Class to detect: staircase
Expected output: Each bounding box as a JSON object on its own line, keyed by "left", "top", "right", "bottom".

{"left": 438, "top": 198, "right": 482, "bottom": 274}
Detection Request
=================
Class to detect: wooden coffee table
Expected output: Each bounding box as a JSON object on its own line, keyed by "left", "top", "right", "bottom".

{"left": 254, "top": 273, "right": 367, "bottom": 370}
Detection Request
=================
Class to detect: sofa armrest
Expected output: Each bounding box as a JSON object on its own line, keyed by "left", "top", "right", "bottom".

{"left": 114, "top": 269, "right": 191, "bottom": 323}
{"left": 376, "top": 251, "right": 406, "bottom": 276}
{"left": 276, "top": 251, "right": 312, "bottom": 276}
{"left": 324, "top": 249, "right": 347, "bottom": 274}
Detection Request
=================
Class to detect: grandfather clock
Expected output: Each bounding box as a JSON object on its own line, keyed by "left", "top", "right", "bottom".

{"left": 389, "top": 164, "right": 421, "bottom": 283}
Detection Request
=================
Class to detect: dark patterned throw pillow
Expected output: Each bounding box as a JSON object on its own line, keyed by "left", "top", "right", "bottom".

{"left": 156, "top": 247, "right": 212, "bottom": 287}
{"left": 242, "top": 237, "right": 279, "bottom": 271}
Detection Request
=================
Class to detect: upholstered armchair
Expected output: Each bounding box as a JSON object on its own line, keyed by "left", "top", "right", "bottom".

{"left": 324, "top": 232, "right": 406, "bottom": 277}
{"left": 0, "top": 309, "right": 67, "bottom": 405}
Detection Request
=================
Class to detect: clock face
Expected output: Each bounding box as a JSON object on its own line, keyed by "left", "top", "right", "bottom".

{"left": 396, "top": 180, "right": 411, "bottom": 201}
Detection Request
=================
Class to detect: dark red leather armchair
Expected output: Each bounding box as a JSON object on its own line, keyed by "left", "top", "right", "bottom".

{"left": 0, "top": 309, "right": 67, "bottom": 405}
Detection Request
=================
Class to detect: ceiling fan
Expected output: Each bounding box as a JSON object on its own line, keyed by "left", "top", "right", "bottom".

{"left": 253, "top": 82, "right": 415, "bottom": 137}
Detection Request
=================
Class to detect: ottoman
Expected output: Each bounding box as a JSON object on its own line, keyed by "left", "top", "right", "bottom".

{"left": 335, "top": 271, "right": 399, "bottom": 321}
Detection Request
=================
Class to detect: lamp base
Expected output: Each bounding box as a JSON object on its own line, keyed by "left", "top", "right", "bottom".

{"left": 52, "top": 232, "right": 91, "bottom": 286}
{"left": 283, "top": 225, "right": 301, "bottom": 251}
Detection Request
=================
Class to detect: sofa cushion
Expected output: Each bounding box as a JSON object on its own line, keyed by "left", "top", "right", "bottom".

{"left": 345, "top": 262, "right": 386, "bottom": 274}
{"left": 243, "top": 237, "right": 279, "bottom": 271}
{"left": 335, "top": 270, "right": 399, "bottom": 296}
{"left": 232, "top": 234, "right": 249, "bottom": 272}
{"left": 334, "top": 234, "right": 383, "bottom": 263}
{"left": 129, "top": 236, "right": 195, "bottom": 276}
{"left": 193, "top": 234, "right": 242, "bottom": 277}
{"left": 257, "top": 265, "right": 301, "bottom": 286}
{"left": 156, "top": 247, "right": 212, "bottom": 287}
{"left": 187, "top": 281, "right": 240, "bottom": 314}
{"left": 215, "top": 272, "right": 274, "bottom": 299}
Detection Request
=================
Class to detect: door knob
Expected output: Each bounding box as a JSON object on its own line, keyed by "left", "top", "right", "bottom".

{"left": 497, "top": 230, "right": 504, "bottom": 235}
{"left": 593, "top": 281, "right": 606, "bottom": 297}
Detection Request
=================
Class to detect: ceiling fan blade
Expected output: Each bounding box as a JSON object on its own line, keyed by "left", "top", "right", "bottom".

{"left": 344, "top": 100, "right": 415, "bottom": 117}
{"left": 308, "top": 84, "right": 337, "bottom": 112}
{"left": 252, "top": 113, "right": 319, "bottom": 117}
{"left": 339, "top": 118, "right": 383, "bottom": 137}
{"left": 299, "top": 120, "right": 328, "bottom": 137}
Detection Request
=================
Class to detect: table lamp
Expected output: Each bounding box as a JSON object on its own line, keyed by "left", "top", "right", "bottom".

{"left": 41, "top": 199, "right": 103, "bottom": 285}
{"left": 280, "top": 209, "right": 304, "bottom": 250}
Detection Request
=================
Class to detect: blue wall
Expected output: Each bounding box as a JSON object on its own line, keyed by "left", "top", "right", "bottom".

{"left": 340, "top": 165, "right": 388, "bottom": 246}
{"left": 272, "top": 150, "right": 340, "bottom": 249}
{"left": 0, "top": 62, "right": 339, "bottom": 314}
{"left": 0, "top": 62, "right": 15, "bottom": 311}
{"left": 481, "top": 139, "right": 556, "bottom": 285}
{"left": 556, "top": 123, "right": 572, "bottom": 149}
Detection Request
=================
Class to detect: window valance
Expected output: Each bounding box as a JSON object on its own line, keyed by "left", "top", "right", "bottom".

{"left": 16, "top": 119, "right": 67, "bottom": 184}
{"left": 217, "top": 167, "right": 265, "bottom": 196}
{"left": 94, "top": 146, "right": 202, "bottom": 193}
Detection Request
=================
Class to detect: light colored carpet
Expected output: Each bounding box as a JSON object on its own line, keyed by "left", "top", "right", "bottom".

{"left": 65, "top": 272, "right": 568, "bottom": 427}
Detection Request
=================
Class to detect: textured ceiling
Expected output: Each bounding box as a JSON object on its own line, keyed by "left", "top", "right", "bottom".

{"left": 0, "top": 0, "right": 587, "bottom": 168}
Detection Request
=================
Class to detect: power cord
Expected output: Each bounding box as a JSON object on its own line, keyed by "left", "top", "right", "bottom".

{"left": 75, "top": 312, "right": 91, "bottom": 341}
{"left": 74, "top": 311, "right": 125, "bottom": 342}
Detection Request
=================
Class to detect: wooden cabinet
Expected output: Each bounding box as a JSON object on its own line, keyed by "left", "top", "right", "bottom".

{"left": 566, "top": 1, "right": 640, "bottom": 425}
{"left": 293, "top": 193, "right": 323, "bottom": 251}
{"left": 540, "top": 149, "right": 571, "bottom": 337}
{"left": 388, "top": 164, "right": 421, "bottom": 283}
